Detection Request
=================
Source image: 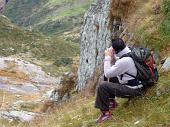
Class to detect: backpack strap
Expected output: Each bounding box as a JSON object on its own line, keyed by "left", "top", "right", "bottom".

{"left": 121, "top": 72, "right": 140, "bottom": 87}
{"left": 119, "top": 53, "right": 131, "bottom": 59}
{"left": 125, "top": 72, "right": 136, "bottom": 78}
{"left": 120, "top": 53, "right": 136, "bottom": 80}
{"left": 120, "top": 72, "right": 136, "bottom": 80}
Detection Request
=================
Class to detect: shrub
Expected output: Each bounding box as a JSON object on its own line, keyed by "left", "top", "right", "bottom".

{"left": 160, "top": 12, "right": 170, "bottom": 36}
{"left": 160, "top": 0, "right": 170, "bottom": 45}
{"left": 162, "top": 0, "right": 170, "bottom": 14}
{"left": 54, "top": 57, "right": 73, "bottom": 66}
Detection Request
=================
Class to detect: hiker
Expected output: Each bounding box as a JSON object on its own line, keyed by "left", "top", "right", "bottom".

{"left": 95, "top": 38, "right": 144, "bottom": 123}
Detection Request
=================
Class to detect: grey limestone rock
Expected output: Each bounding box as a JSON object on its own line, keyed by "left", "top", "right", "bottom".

{"left": 161, "top": 57, "right": 170, "bottom": 72}
{"left": 77, "top": 0, "right": 112, "bottom": 90}
{"left": 0, "top": 110, "right": 40, "bottom": 121}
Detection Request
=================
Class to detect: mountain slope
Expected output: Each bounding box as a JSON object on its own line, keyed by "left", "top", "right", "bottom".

{"left": 22, "top": 0, "right": 169, "bottom": 126}
{"left": 0, "top": 0, "right": 170, "bottom": 126}
{"left": 0, "top": 14, "right": 44, "bottom": 56}
{"left": 3, "top": 0, "right": 92, "bottom": 34}
{"left": 0, "top": 14, "right": 79, "bottom": 58}
{"left": 0, "top": 15, "right": 79, "bottom": 76}
{"left": 1, "top": 72, "right": 170, "bottom": 127}
{"left": 126, "top": 0, "right": 170, "bottom": 51}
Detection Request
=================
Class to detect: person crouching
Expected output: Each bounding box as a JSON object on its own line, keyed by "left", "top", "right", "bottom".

{"left": 95, "top": 38, "right": 143, "bottom": 123}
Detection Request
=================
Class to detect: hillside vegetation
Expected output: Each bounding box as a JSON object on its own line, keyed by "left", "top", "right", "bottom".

{"left": 3, "top": 72, "right": 169, "bottom": 127}
{"left": 0, "top": 15, "right": 79, "bottom": 76}
{"left": 0, "top": 15, "right": 44, "bottom": 56}
{"left": 0, "top": 0, "right": 170, "bottom": 127}
{"left": 3, "top": 0, "right": 92, "bottom": 34}
{"left": 126, "top": 0, "right": 170, "bottom": 52}
{"left": 12, "top": 0, "right": 170, "bottom": 126}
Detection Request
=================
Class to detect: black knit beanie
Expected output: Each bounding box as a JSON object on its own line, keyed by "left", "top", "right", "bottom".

{"left": 112, "top": 38, "right": 126, "bottom": 54}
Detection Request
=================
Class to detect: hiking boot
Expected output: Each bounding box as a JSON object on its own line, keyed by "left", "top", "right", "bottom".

{"left": 96, "top": 111, "right": 112, "bottom": 123}
{"left": 109, "top": 98, "right": 118, "bottom": 110}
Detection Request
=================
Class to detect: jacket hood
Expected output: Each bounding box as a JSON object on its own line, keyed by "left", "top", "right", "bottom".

{"left": 116, "top": 46, "right": 131, "bottom": 58}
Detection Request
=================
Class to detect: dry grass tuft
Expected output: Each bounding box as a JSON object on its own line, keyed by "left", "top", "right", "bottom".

{"left": 0, "top": 69, "right": 29, "bottom": 81}
{"left": 0, "top": 61, "right": 29, "bottom": 81}
{"left": 108, "top": 0, "right": 136, "bottom": 31}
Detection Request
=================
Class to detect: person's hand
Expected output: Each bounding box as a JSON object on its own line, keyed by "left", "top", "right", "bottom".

{"left": 105, "top": 47, "right": 115, "bottom": 57}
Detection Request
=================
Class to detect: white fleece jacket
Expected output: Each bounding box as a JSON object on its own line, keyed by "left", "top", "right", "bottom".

{"left": 104, "top": 47, "right": 137, "bottom": 85}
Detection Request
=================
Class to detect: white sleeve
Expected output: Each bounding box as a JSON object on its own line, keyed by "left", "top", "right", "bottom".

{"left": 104, "top": 57, "right": 129, "bottom": 78}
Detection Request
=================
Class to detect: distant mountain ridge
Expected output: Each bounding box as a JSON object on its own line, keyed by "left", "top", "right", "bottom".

{"left": 3, "top": 0, "right": 92, "bottom": 34}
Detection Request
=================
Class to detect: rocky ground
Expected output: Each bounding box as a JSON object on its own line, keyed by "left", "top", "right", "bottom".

{"left": 0, "top": 56, "right": 62, "bottom": 121}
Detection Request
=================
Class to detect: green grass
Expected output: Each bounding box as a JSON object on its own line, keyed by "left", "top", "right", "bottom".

{"left": 0, "top": 14, "right": 79, "bottom": 57}
{"left": 0, "top": 15, "right": 44, "bottom": 56}
{"left": 3, "top": 0, "right": 92, "bottom": 34}
{"left": 162, "top": 0, "right": 170, "bottom": 13}
{"left": 1, "top": 0, "right": 170, "bottom": 126}
{"left": 134, "top": 0, "right": 170, "bottom": 51}
{"left": 43, "top": 0, "right": 67, "bottom": 7}
{"left": 160, "top": 0, "right": 170, "bottom": 37}
{"left": 1, "top": 72, "right": 170, "bottom": 127}
{"left": 57, "top": 3, "right": 91, "bottom": 18}
{"left": 3, "top": 0, "right": 44, "bottom": 26}
{"left": 0, "top": 15, "right": 79, "bottom": 76}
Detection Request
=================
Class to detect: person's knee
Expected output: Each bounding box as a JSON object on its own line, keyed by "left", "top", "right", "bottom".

{"left": 97, "top": 81, "right": 108, "bottom": 90}
{"left": 100, "top": 81, "right": 109, "bottom": 85}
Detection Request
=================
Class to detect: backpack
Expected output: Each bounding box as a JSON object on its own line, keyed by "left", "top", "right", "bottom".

{"left": 121, "top": 47, "right": 158, "bottom": 88}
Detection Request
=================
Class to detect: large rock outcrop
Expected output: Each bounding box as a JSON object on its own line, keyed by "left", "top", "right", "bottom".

{"left": 77, "top": 0, "right": 112, "bottom": 91}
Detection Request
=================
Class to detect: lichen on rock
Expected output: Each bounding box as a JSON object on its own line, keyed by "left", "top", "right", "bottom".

{"left": 77, "top": 0, "right": 135, "bottom": 91}
{"left": 77, "top": 0, "right": 112, "bottom": 91}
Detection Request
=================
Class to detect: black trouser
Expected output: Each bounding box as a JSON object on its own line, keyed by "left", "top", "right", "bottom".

{"left": 95, "top": 81, "right": 143, "bottom": 111}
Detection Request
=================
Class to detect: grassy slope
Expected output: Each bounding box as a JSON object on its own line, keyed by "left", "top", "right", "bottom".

{"left": 0, "top": 14, "right": 79, "bottom": 58}
{"left": 1, "top": 73, "right": 170, "bottom": 127}
{"left": 0, "top": 15, "right": 44, "bottom": 56}
{"left": 23, "top": 0, "right": 169, "bottom": 126}
{"left": 0, "top": 15, "right": 79, "bottom": 76}
{"left": 3, "top": 0, "right": 92, "bottom": 35}
{"left": 1, "top": 0, "right": 170, "bottom": 127}
{"left": 127, "top": 0, "right": 170, "bottom": 51}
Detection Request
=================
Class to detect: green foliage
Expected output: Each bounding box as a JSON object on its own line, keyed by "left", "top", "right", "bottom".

{"left": 162, "top": 0, "right": 170, "bottom": 13}
{"left": 0, "top": 15, "right": 79, "bottom": 57}
{"left": 4, "top": 0, "right": 92, "bottom": 34}
{"left": 135, "top": 28, "right": 150, "bottom": 46}
{"left": 0, "top": 15, "right": 79, "bottom": 76}
{"left": 3, "top": 0, "right": 44, "bottom": 26}
{"left": 2, "top": 73, "right": 170, "bottom": 127}
{"left": 57, "top": 3, "right": 90, "bottom": 18}
{"left": 36, "top": 18, "right": 81, "bottom": 35}
{"left": 0, "top": 15, "right": 43, "bottom": 56}
{"left": 135, "top": 28, "right": 164, "bottom": 50}
{"left": 134, "top": 0, "right": 170, "bottom": 50}
{"left": 31, "top": 37, "right": 79, "bottom": 60}
{"left": 159, "top": 0, "right": 170, "bottom": 46}
{"left": 160, "top": 12, "right": 170, "bottom": 37}
{"left": 54, "top": 57, "right": 73, "bottom": 66}
{"left": 160, "top": 0, "right": 170, "bottom": 35}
